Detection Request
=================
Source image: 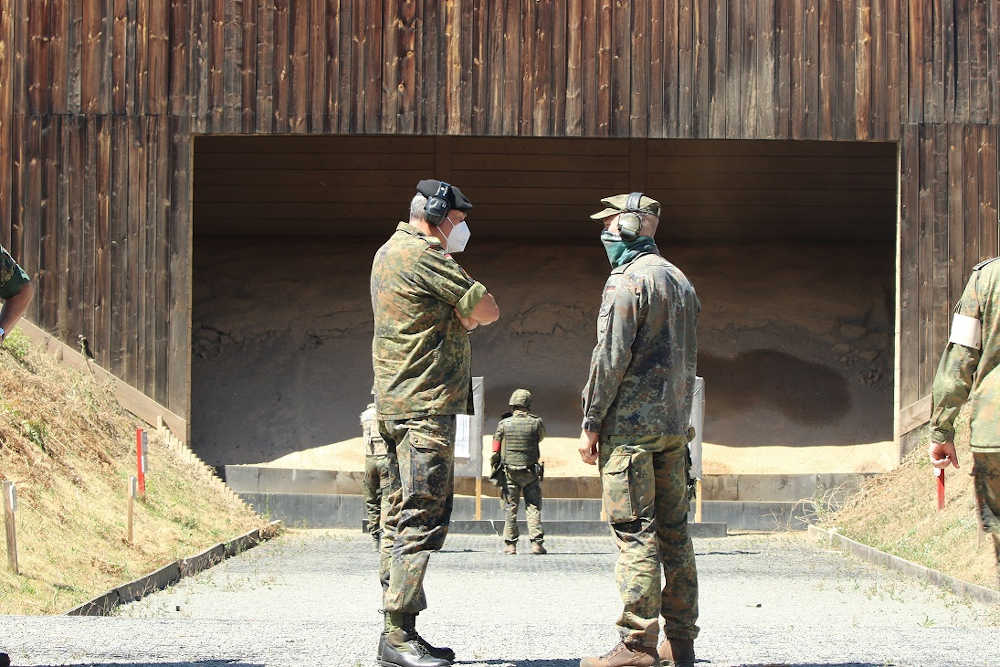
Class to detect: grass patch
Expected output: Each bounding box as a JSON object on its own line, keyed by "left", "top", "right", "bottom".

{"left": 0, "top": 332, "right": 266, "bottom": 614}
{"left": 825, "top": 411, "right": 997, "bottom": 590}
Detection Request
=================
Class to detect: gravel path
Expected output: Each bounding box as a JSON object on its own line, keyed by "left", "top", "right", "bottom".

{"left": 2, "top": 530, "right": 997, "bottom": 666}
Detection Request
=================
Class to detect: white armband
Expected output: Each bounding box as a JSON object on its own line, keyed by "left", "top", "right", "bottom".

{"left": 361, "top": 407, "right": 377, "bottom": 423}
{"left": 949, "top": 313, "right": 982, "bottom": 350}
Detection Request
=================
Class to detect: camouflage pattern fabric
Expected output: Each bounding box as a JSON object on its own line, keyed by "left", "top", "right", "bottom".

{"left": 599, "top": 434, "right": 699, "bottom": 647}
{"left": 363, "top": 454, "right": 390, "bottom": 537}
{"left": 377, "top": 415, "right": 456, "bottom": 617}
{"left": 502, "top": 466, "right": 544, "bottom": 544}
{"left": 495, "top": 409, "right": 545, "bottom": 468}
{"left": 931, "top": 258, "right": 1000, "bottom": 452}
{"left": 362, "top": 404, "right": 389, "bottom": 456}
{"left": 973, "top": 452, "right": 1000, "bottom": 579}
{"left": 370, "top": 222, "right": 486, "bottom": 420}
{"left": 581, "top": 250, "right": 700, "bottom": 437}
{"left": 0, "top": 245, "right": 30, "bottom": 300}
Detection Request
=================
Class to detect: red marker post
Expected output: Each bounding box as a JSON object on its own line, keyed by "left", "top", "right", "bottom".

{"left": 136, "top": 428, "right": 147, "bottom": 498}
{"left": 935, "top": 467, "right": 945, "bottom": 510}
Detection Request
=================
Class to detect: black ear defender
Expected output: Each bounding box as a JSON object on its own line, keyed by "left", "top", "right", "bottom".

{"left": 618, "top": 191, "right": 644, "bottom": 242}
{"left": 425, "top": 181, "right": 453, "bottom": 225}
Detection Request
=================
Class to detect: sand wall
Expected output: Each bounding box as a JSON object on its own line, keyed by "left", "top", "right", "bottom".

{"left": 192, "top": 237, "right": 893, "bottom": 468}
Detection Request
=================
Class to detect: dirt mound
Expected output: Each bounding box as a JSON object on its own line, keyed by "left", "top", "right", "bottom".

{"left": 825, "top": 415, "right": 997, "bottom": 590}
{"left": 0, "top": 330, "right": 264, "bottom": 614}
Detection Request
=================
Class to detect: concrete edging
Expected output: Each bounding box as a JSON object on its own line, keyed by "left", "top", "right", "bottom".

{"left": 807, "top": 524, "right": 1000, "bottom": 606}
{"left": 65, "top": 520, "right": 283, "bottom": 616}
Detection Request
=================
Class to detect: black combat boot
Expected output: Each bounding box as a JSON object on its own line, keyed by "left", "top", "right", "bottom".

{"left": 657, "top": 637, "right": 695, "bottom": 667}
{"left": 0, "top": 651, "right": 10, "bottom": 667}
{"left": 378, "top": 628, "right": 451, "bottom": 667}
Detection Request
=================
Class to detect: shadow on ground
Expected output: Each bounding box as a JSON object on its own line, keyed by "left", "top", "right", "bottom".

{"left": 48, "top": 662, "right": 263, "bottom": 667}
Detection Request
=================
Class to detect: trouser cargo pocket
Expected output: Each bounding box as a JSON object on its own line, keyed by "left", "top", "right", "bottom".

{"left": 601, "top": 449, "right": 653, "bottom": 524}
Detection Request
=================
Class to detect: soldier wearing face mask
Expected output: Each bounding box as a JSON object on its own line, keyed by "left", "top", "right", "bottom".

{"left": 370, "top": 179, "right": 500, "bottom": 667}
{"left": 578, "top": 193, "right": 701, "bottom": 667}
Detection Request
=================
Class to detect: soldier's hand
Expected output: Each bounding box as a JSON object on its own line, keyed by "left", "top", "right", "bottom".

{"left": 928, "top": 440, "right": 960, "bottom": 469}
{"left": 578, "top": 430, "right": 599, "bottom": 465}
{"left": 455, "top": 310, "right": 479, "bottom": 331}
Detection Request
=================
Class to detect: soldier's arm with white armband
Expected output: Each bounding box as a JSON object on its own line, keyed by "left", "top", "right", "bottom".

{"left": 929, "top": 270, "right": 984, "bottom": 469}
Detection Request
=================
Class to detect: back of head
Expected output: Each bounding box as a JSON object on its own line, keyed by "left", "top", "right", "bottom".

{"left": 508, "top": 388, "right": 532, "bottom": 410}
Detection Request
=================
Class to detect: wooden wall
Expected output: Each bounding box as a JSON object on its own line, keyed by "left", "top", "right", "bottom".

{"left": 196, "top": 134, "right": 896, "bottom": 241}
{"left": 0, "top": 1, "right": 998, "bottom": 434}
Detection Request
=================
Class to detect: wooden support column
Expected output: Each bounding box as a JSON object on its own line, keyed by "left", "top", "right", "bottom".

{"left": 3, "top": 480, "right": 18, "bottom": 574}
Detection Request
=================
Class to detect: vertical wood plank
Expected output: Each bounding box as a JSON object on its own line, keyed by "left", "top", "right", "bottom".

{"left": 80, "top": 116, "right": 96, "bottom": 360}
{"left": 551, "top": 0, "right": 567, "bottom": 136}
{"left": 307, "top": 0, "right": 325, "bottom": 131}
{"left": 691, "top": 0, "right": 708, "bottom": 137}
{"left": 487, "top": 0, "right": 506, "bottom": 135}
{"left": 775, "top": 0, "right": 792, "bottom": 137}
{"left": 94, "top": 117, "right": 111, "bottom": 367}
{"left": 899, "top": 125, "right": 919, "bottom": 409}
{"left": 907, "top": 0, "right": 922, "bottom": 122}
{"left": 67, "top": 0, "right": 82, "bottom": 114}
{"left": 109, "top": 117, "right": 127, "bottom": 376}
{"left": 926, "top": 0, "right": 943, "bottom": 121}
{"left": 470, "top": 0, "right": 488, "bottom": 134}
{"left": 931, "top": 125, "right": 950, "bottom": 384}
{"left": 725, "top": 0, "right": 742, "bottom": 138}
{"left": 446, "top": 0, "right": 463, "bottom": 134}
{"left": 111, "top": 0, "right": 126, "bottom": 113}
{"left": 756, "top": 0, "right": 776, "bottom": 138}
{"left": 208, "top": 0, "right": 225, "bottom": 130}
{"left": 421, "top": 0, "right": 440, "bottom": 133}
{"left": 325, "top": 0, "right": 341, "bottom": 132}
{"left": 382, "top": 0, "right": 401, "bottom": 134}
{"left": 596, "top": 0, "right": 611, "bottom": 135}
{"left": 51, "top": 0, "right": 68, "bottom": 114}
{"left": 153, "top": 118, "right": 169, "bottom": 404}
{"left": 126, "top": 117, "right": 143, "bottom": 388}
{"left": 990, "top": 0, "right": 999, "bottom": 124}
{"left": 566, "top": 0, "right": 583, "bottom": 135}
{"left": 886, "top": 0, "right": 902, "bottom": 132}
{"left": 364, "top": 0, "right": 382, "bottom": 132}
{"left": 256, "top": 0, "right": 273, "bottom": 133}
{"left": 170, "top": 0, "right": 192, "bottom": 117}
{"left": 740, "top": 0, "right": 757, "bottom": 137}
{"left": 610, "top": 0, "right": 629, "bottom": 135}
{"left": 948, "top": 125, "right": 965, "bottom": 313}
{"left": 273, "top": 0, "right": 290, "bottom": 132}
{"left": 961, "top": 126, "right": 980, "bottom": 276}
{"left": 678, "top": 0, "right": 693, "bottom": 136}
{"left": 167, "top": 116, "right": 191, "bottom": 418}
{"left": 290, "top": 0, "right": 309, "bottom": 132}
{"left": 952, "top": 0, "right": 970, "bottom": 122}
{"left": 838, "top": 0, "right": 857, "bottom": 139}
{"left": 870, "top": 0, "right": 885, "bottom": 137}
{"left": 630, "top": 0, "right": 649, "bottom": 137}
{"left": 855, "top": 0, "right": 872, "bottom": 139}
{"left": 39, "top": 117, "right": 58, "bottom": 332}
{"left": 223, "top": 0, "right": 241, "bottom": 131}
{"left": 240, "top": 0, "right": 257, "bottom": 132}
{"left": 708, "top": 0, "right": 727, "bottom": 137}
{"left": 980, "top": 125, "right": 999, "bottom": 259}
{"left": 26, "top": 1, "right": 50, "bottom": 114}
{"left": 501, "top": 0, "right": 519, "bottom": 134}
{"left": 647, "top": 0, "right": 664, "bottom": 137}
{"left": 64, "top": 118, "right": 83, "bottom": 348}
{"left": 519, "top": 0, "right": 535, "bottom": 135}
{"left": 533, "top": 0, "right": 553, "bottom": 136}
{"left": 969, "top": 0, "right": 988, "bottom": 122}
{"left": 0, "top": 0, "right": 12, "bottom": 245}
{"left": 148, "top": 0, "right": 167, "bottom": 115}
{"left": 81, "top": 0, "right": 106, "bottom": 113}
{"left": 55, "top": 118, "right": 69, "bottom": 338}
{"left": 818, "top": 0, "right": 834, "bottom": 138}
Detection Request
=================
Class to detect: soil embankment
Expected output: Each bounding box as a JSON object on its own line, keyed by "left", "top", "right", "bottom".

{"left": 193, "top": 238, "right": 893, "bottom": 474}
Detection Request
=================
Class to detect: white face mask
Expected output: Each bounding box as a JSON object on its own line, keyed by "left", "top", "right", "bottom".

{"left": 443, "top": 215, "right": 471, "bottom": 253}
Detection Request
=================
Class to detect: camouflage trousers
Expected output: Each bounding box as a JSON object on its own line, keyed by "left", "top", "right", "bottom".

{"left": 377, "top": 415, "right": 456, "bottom": 615}
{"left": 599, "top": 433, "right": 699, "bottom": 647}
{"left": 363, "top": 454, "right": 391, "bottom": 537}
{"left": 503, "top": 466, "right": 544, "bottom": 544}
{"left": 973, "top": 452, "right": 1000, "bottom": 583}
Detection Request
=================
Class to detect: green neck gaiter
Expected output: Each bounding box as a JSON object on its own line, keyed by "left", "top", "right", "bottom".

{"left": 600, "top": 232, "right": 658, "bottom": 268}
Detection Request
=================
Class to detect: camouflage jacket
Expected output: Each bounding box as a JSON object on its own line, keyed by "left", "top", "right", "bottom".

{"left": 495, "top": 408, "right": 545, "bottom": 468}
{"left": 582, "top": 248, "right": 700, "bottom": 438}
{"left": 370, "top": 222, "right": 487, "bottom": 419}
{"left": 0, "top": 245, "right": 30, "bottom": 300}
{"left": 360, "top": 405, "right": 388, "bottom": 456}
{"left": 931, "top": 257, "right": 1000, "bottom": 452}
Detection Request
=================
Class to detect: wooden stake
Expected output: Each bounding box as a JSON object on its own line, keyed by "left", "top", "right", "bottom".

{"left": 3, "top": 481, "right": 18, "bottom": 575}
{"left": 474, "top": 476, "right": 482, "bottom": 520}
{"left": 695, "top": 479, "right": 703, "bottom": 523}
{"left": 127, "top": 476, "right": 137, "bottom": 545}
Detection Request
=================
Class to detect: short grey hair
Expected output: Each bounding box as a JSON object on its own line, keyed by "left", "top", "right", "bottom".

{"left": 410, "top": 193, "right": 427, "bottom": 221}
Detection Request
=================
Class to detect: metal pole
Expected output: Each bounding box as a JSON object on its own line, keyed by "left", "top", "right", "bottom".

{"left": 3, "top": 481, "right": 18, "bottom": 575}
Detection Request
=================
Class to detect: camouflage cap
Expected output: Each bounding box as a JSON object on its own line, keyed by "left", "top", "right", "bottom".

{"left": 416, "top": 179, "right": 474, "bottom": 211}
{"left": 589, "top": 193, "right": 661, "bottom": 220}
{"left": 508, "top": 388, "right": 532, "bottom": 408}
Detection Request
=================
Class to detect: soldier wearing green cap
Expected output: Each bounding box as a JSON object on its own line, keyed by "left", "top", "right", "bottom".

{"left": 371, "top": 179, "right": 500, "bottom": 667}
{"left": 577, "top": 193, "right": 701, "bottom": 667}
{"left": 491, "top": 388, "right": 547, "bottom": 555}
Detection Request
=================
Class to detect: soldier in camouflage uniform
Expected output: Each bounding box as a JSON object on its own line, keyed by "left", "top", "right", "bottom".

{"left": 371, "top": 179, "right": 499, "bottom": 667}
{"left": 0, "top": 245, "right": 33, "bottom": 346}
{"left": 930, "top": 256, "right": 1000, "bottom": 584}
{"left": 362, "top": 401, "right": 391, "bottom": 550}
{"left": 577, "top": 193, "right": 700, "bottom": 667}
{"left": 492, "top": 388, "right": 547, "bottom": 555}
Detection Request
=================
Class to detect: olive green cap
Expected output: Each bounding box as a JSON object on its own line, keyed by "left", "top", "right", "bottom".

{"left": 589, "top": 193, "right": 661, "bottom": 220}
{"left": 508, "top": 388, "right": 532, "bottom": 408}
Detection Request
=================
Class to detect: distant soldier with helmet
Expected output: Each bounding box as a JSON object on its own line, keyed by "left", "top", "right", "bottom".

{"left": 491, "top": 388, "right": 547, "bottom": 555}
{"left": 361, "top": 400, "right": 390, "bottom": 551}
{"left": 929, "top": 255, "right": 1000, "bottom": 585}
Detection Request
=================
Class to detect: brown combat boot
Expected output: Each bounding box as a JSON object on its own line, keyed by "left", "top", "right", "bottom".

{"left": 579, "top": 641, "right": 657, "bottom": 667}
{"left": 503, "top": 542, "right": 517, "bottom": 555}
{"left": 657, "top": 637, "right": 695, "bottom": 667}
{"left": 530, "top": 542, "right": 547, "bottom": 555}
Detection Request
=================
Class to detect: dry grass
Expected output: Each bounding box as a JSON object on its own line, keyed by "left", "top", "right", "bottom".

{"left": 825, "top": 412, "right": 997, "bottom": 590}
{"left": 0, "top": 330, "right": 264, "bottom": 614}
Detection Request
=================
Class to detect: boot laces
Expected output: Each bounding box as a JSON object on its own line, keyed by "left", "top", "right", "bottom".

{"left": 601, "top": 642, "right": 628, "bottom": 659}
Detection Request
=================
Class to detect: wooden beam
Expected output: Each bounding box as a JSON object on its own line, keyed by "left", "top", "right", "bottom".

{"left": 897, "top": 394, "right": 932, "bottom": 438}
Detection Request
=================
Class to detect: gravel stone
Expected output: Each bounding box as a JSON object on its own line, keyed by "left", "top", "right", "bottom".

{"left": 2, "top": 530, "right": 997, "bottom": 666}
